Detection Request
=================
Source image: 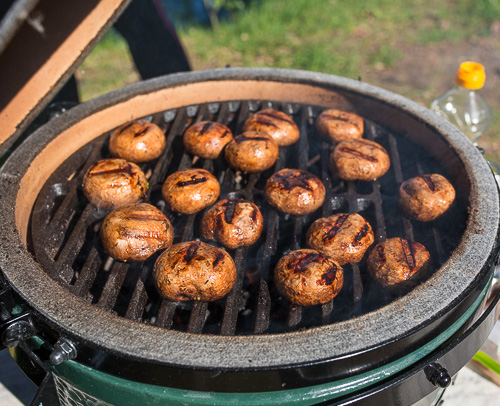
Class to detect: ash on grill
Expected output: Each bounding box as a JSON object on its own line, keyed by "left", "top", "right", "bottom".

{"left": 30, "top": 100, "right": 466, "bottom": 336}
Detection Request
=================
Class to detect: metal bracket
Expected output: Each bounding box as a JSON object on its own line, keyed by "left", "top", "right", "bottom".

{"left": 1, "top": 311, "right": 35, "bottom": 349}
{"left": 0, "top": 281, "right": 36, "bottom": 351}
{"left": 0, "top": 273, "right": 61, "bottom": 405}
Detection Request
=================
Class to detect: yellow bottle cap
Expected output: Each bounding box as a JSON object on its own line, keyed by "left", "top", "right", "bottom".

{"left": 455, "top": 61, "right": 486, "bottom": 89}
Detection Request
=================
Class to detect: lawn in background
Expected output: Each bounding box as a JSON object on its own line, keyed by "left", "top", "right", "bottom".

{"left": 76, "top": 0, "right": 499, "bottom": 157}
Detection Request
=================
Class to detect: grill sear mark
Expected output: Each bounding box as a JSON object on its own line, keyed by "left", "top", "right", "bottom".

{"left": 291, "top": 252, "right": 325, "bottom": 274}
{"left": 250, "top": 205, "right": 259, "bottom": 222}
{"left": 337, "top": 146, "right": 378, "bottom": 162}
{"left": 259, "top": 110, "right": 294, "bottom": 125}
{"left": 88, "top": 163, "right": 134, "bottom": 177}
{"left": 222, "top": 199, "right": 239, "bottom": 224}
{"left": 121, "top": 230, "right": 164, "bottom": 240}
{"left": 375, "top": 243, "right": 386, "bottom": 266}
{"left": 274, "top": 170, "right": 315, "bottom": 191}
{"left": 366, "top": 141, "right": 388, "bottom": 154}
{"left": 234, "top": 134, "right": 270, "bottom": 143}
{"left": 118, "top": 122, "right": 135, "bottom": 134}
{"left": 183, "top": 241, "right": 201, "bottom": 264}
{"left": 402, "top": 182, "right": 412, "bottom": 196}
{"left": 354, "top": 224, "right": 370, "bottom": 244}
{"left": 134, "top": 126, "right": 150, "bottom": 137}
{"left": 212, "top": 252, "right": 226, "bottom": 268}
{"left": 124, "top": 213, "right": 166, "bottom": 222}
{"left": 254, "top": 116, "right": 279, "bottom": 129}
{"left": 322, "top": 113, "right": 360, "bottom": 129}
{"left": 319, "top": 264, "right": 340, "bottom": 286}
{"left": 176, "top": 175, "right": 207, "bottom": 187}
{"left": 200, "top": 121, "right": 215, "bottom": 134}
{"left": 323, "top": 214, "right": 349, "bottom": 242}
{"left": 421, "top": 175, "right": 436, "bottom": 192}
{"left": 220, "top": 129, "right": 230, "bottom": 138}
{"left": 400, "top": 238, "right": 417, "bottom": 271}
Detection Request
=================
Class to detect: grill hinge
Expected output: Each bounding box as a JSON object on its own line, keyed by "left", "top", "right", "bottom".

{"left": 0, "top": 281, "right": 36, "bottom": 350}
{"left": 0, "top": 311, "right": 35, "bottom": 349}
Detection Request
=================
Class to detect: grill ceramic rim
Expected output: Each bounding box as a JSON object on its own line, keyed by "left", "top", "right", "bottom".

{"left": 0, "top": 68, "right": 498, "bottom": 371}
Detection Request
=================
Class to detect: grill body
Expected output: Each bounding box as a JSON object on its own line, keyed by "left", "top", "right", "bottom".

{"left": 0, "top": 69, "right": 499, "bottom": 402}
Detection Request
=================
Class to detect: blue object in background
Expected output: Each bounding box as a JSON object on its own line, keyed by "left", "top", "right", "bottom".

{"left": 161, "top": 0, "right": 210, "bottom": 27}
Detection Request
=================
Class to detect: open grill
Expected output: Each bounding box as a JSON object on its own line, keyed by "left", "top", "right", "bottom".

{"left": 29, "top": 98, "right": 466, "bottom": 337}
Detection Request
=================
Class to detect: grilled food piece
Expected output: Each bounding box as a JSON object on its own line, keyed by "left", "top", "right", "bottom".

{"left": 109, "top": 120, "right": 166, "bottom": 163}
{"left": 330, "top": 138, "right": 390, "bottom": 181}
{"left": 162, "top": 168, "right": 220, "bottom": 215}
{"left": 183, "top": 121, "right": 233, "bottom": 159}
{"left": 242, "top": 109, "right": 300, "bottom": 146}
{"left": 274, "top": 249, "right": 344, "bottom": 306}
{"left": 265, "top": 168, "right": 325, "bottom": 215}
{"left": 367, "top": 237, "right": 431, "bottom": 287}
{"left": 153, "top": 241, "right": 237, "bottom": 302}
{"left": 316, "top": 109, "right": 364, "bottom": 143}
{"left": 306, "top": 213, "right": 375, "bottom": 265}
{"left": 224, "top": 131, "right": 279, "bottom": 173}
{"left": 82, "top": 158, "right": 148, "bottom": 209}
{"left": 398, "top": 174, "right": 456, "bottom": 222}
{"left": 101, "top": 203, "right": 173, "bottom": 262}
{"left": 201, "top": 199, "right": 263, "bottom": 249}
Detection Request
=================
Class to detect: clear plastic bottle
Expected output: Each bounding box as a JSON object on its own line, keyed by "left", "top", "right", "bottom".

{"left": 431, "top": 61, "right": 493, "bottom": 145}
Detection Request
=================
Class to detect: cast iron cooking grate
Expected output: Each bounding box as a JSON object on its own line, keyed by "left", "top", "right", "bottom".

{"left": 29, "top": 100, "right": 467, "bottom": 336}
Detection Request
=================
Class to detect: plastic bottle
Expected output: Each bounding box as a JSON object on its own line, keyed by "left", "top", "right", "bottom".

{"left": 431, "top": 61, "right": 493, "bottom": 145}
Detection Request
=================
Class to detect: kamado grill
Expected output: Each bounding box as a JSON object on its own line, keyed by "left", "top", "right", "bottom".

{"left": 1, "top": 3, "right": 500, "bottom": 406}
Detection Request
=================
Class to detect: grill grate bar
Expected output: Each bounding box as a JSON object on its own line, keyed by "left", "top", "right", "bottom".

{"left": 386, "top": 130, "right": 414, "bottom": 241}
{"left": 53, "top": 205, "right": 99, "bottom": 283}
{"left": 125, "top": 277, "right": 148, "bottom": 321}
{"left": 187, "top": 301, "right": 209, "bottom": 334}
{"left": 320, "top": 141, "right": 334, "bottom": 218}
{"left": 155, "top": 299, "right": 176, "bottom": 329}
{"left": 288, "top": 305, "right": 302, "bottom": 329}
{"left": 30, "top": 99, "right": 467, "bottom": 337}
{"left": 125, "top": 260, "right": 155, "bottom": 321}
{"left": 71, "top": 245, "right": 101, "bottom": 297}
{"left": 96, "top": 261, "right": 129, "bottom": 309}
{"left": 253, "top": 210, "right": 278, "bottom": 334}
{"left": 220, "top": 248, "right": 247, "bottom": 335}
{"left": 46, "top": 139, "right": 104, "bottom": 233}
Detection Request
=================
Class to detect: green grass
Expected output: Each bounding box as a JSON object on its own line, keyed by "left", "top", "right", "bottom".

{"left": 76, "top": 30, "right": 139, "bottom": 101}
{"left": 75, "top": 0, "right": 500, "bottom": 154}
{"left": 179, "top": 0, "right": 496, "bottom": 76}
{"left": 77, "top": 0, "right": 496, "bottom": 100}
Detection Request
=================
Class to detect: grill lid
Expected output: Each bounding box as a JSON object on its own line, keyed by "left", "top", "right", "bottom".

{"left": 0, "top": 0, "right": 130, "bottom": 158}
{"left": 0, "top": 68, "right": 498, "bottom": 391}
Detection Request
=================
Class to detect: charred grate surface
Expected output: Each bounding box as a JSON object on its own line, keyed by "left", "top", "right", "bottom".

{"left": 30, "top": 100, "right": 467, "bottom": 336}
